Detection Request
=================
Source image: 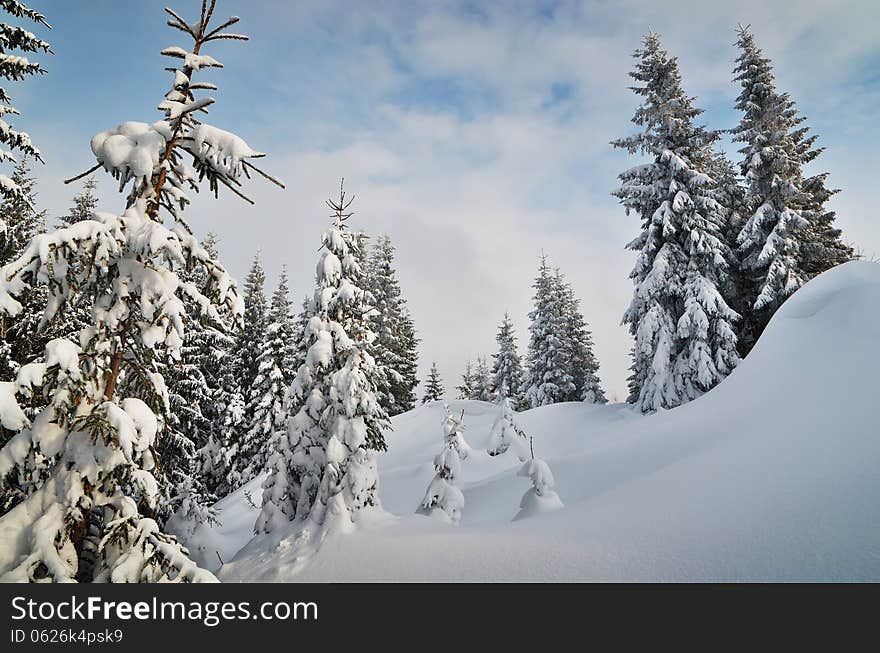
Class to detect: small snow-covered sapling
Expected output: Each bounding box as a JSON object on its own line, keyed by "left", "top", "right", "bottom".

{"left": 417, "top": 404, "right": 470, "bottom": 524}
{"left": 513, "top": 438, "right": 563, "bottom": 521}
{"left": 486, "top": 397, "right": 530, "bottom": 460}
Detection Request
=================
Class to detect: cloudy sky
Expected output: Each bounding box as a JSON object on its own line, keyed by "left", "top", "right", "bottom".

{"left": 16, "top": 0, "right": 880, "bottom": 400}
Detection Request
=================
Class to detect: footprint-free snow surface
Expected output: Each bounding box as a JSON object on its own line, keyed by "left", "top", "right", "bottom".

{"left": 198, "top": 261, "right": 880, "bottom": 581}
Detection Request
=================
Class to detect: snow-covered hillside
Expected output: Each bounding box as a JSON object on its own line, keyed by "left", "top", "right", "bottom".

{"left": 203, "top": 261, "right": 880, "bottom": 581}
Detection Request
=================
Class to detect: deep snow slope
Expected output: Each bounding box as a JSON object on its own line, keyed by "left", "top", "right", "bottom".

{"left": 216, "top": 261, "right": 880, "bottom": 582}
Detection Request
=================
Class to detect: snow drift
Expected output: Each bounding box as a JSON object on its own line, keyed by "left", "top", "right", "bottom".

{"left": 209, "top": 261, "right": 880, "bottom": 581}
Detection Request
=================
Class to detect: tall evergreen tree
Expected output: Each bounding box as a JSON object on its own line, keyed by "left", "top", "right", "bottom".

{"left": 203, "top": 345, "right": 245, "bottom": 499}
{"left": 422, "top": 362, "right": 445, "bottom": 404}
{"left": 612, "top": 32, "right": 739, "bottom": 412}
{"left": 456, "top": 360, "right": 474, "bottom": 400}
{"left": 0, "top": 1, "right": 50, "bottom": 205}
{"left": 556, "top": 274, "right": 606, "bottom": 404}
{"left": 731, "top": 26, "right": 853, "bottom": 355}
{"left": 708, "top": 152, "right": 749, "bottom": 324}
{"left": 0, "top": 157, "right": 46, "bottom": 383}
{"left": 491, "top": 312, "right": 524, "bottom": 406}
{"left": 183, "top": 233, "right": 239, "bottom": 501}
{"left": 522, "top": 256, "right": 573, "bottom": 408}
{"left": 58, "top": 177, "right": 99, "bottom": 227}
{"left": 162, "top": 233, "right": 236, "bottom": 525}
{"left": 0, "top": 1, "right": 282, "bottom": 582}
{"left": 368, "top": 235, "right": 419, "bottom": 416}
{"left": 239, "top": 267, "right": 296, "bottom": 483}
{"left": 227, "top": 252, "right": 267, "bottom": 486}
{"left": 799, "top": 173, "right": 854, "bottom": 277}
{"left": 257, "top": 182, "right": 389, "bottom": 536}
{"left": 471, "top": 356, "right": 493, "bottom": 401}
{"left": 43, "top": 177, "right": 101, "bottom": 347}
{"left": 283, "top": 295, "right": 311, "bottom": 415}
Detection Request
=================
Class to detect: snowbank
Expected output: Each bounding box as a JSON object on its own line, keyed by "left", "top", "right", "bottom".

{"left": 212, "top": 261, "right": 880, "bottom": 581}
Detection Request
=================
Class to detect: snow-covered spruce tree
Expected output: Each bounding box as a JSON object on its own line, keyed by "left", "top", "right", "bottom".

{"left": 0, "top": 1, "right": 282, "bottom": 582}
{"left": 522, "top": 255, "right": 573, "bottom": 408}
{"left": 612, "top": 32, "right": 740, "bottom": 412}
{"left": 187, "top": 233, "right": 243, "bottom": 500}
{"left": 456, "top": 360, "right": 474, "bottom": 400}
{"left": 161, "top": 234, "right": 241, "bottom": 526}
{"left": 367, "top": 235, "right": 419, "bottom": 416}
{"left": 731, "top": 26, "right": 853, "bottom": 355}
{"left": 707, "top": 152, "right": 749, "bottom": 323}
{"left": 42, "top": 177, "right": 102, "bottom": 347}
{"left": 421, "top": 361, "right": 444, "bottom": 404}
{"left": 471, "top": 356, "right": 493, "bottom": 401}
{"left": 58, "top": 176, "right": 99, "bottom": 227}
{"left": 394, "top": 313, "right": 419, "bottom": 407}
{"left": 0, "top": 157, "right": 46, "bottom": 384}
{"left": 486, "top": 397, "right": 529, "bottom": 459}
{"left": 0, "top": 1, "right": 50, "bottom": 205}
{"left": 239, "top": 267, "right": 296, "bottom": 483}
{"left": 491, "top": 312, "right": 524, "bottom": 407}
{"left": 257, "top": 182, "right": 388, "bottom": 537}
{"left": 282, "top": 294, "right": 311, "bottom": 412}
{"left": 798, "top": 173, "right": 854, "bottom": 277}
{"left": 202, "top": 343, "right": 244, "bottom": 498}
{"left": 417, "top": 403, "right": 470, "bottom": 524}
{"left": 556, "top": 274, "right": 606, "bottom": 404}
{"left": 226, "top": 252, "right": 268, "bottom": 485}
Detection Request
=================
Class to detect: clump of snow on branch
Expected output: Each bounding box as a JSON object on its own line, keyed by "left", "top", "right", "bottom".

{"left": 513, "top": 455, "right": 563, "bottom": 521}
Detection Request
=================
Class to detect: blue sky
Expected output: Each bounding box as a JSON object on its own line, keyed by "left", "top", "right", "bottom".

{"left": 14, "top": 0, "right": 880, "bottom": 399}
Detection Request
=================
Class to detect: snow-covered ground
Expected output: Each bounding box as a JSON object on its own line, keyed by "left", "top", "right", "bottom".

{"left": 191, "top": 261, "right": 880, "bottom": 581}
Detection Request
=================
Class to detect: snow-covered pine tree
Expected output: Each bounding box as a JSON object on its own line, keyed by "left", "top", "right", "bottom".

{"left": 161, "top": 234, "right": 238, "bottom": 526}
{"left": 612, "top": 32, "right": 740, "bottom": 412}
{"left": 798, "top": 173, "right": 854, "bottom": 278}
{"left": 186, "top": 235, "right": 241, "bottom": 503}
{"left": 421, "top": 361, "right": 444, "bottom": 404}
{"left": 491, "top": 312, "right": 524, "bottom": 407}
{"left": 0, "top": 1, "right": 50, "bottom": 205}
{"left": 58, "top": 177, "right": 99, "bottom": 227}
{"left": 708, "top": 152, "right": 749, "bottom": 328}
{"left": 395, "top": 312, "right": 419, "bottom": 407}
{"left": 226, "top": 252, "right": 267, "bottom": 486}
{"left": 556, "top": 274, "right": 606, "bottom": 404}
{"left": 731, "top": 26, "right": 852, "bottom": 355}
{"left": 417, "top": 403, "right": 469, "bottom": 524}
{"left": 0, "top": 1, "right": 282, "bottom": 582}
{"left": 257, "top": 181, "right": 388, "bottom": 536}
{"left": 471, "top": 356, "right": 493, "bottom": 401}
{"left": 239, "top": 267, "right": 296, "bottom": 483}
{"left": 456, "top": 360, "right": 474, "bottom": 400}
{"left": 42, "top": 177, "right": 102, "bottom": 347}
{"left": 0, "top": 157, "right": 46, "bottom": 384}
{"left": 368, "top": 235, "right": 419, "bottom": 416}
{"left": 161, "top": 336, "right": 217, "bottom": 532}
{"left": 282, "top": 294, "right": 311, "bottom": 414}
{"left": 522, "top": 255, "right": 574, "bottom": 408}
{"left": 203, "top": 348, "right": 244, "bottom": 499}
{"left": 486, "top": 397, "right": 529, "bottom": 459}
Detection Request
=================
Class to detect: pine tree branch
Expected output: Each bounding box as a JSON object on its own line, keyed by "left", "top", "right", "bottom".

{"left": 63, "top": 163, "right": 103, "bottom": 186}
